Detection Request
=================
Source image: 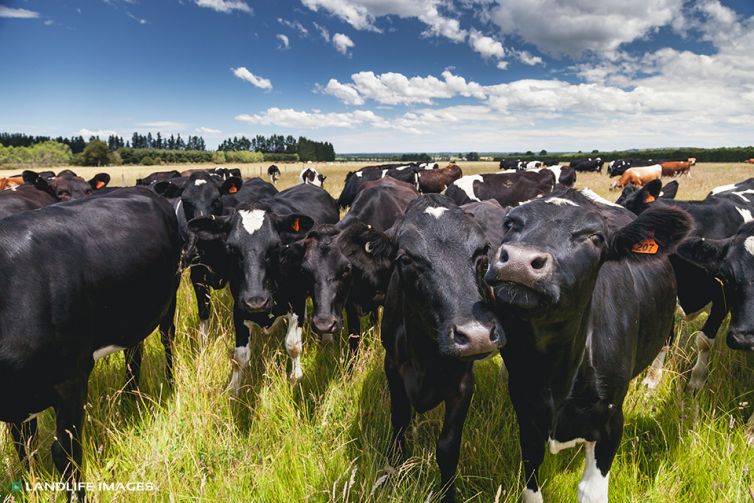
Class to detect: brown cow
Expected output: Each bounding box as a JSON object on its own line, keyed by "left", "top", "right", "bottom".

{"left": 744, "top": 159, "right": 754, "bottom": 164}
{"left": 660, "top": 157, "right": 696, "bottom": 177}
{"left": 610, "top": 164, "right": 662, "bottom": 190}
{"left": 418, "top": 163, "right": 462, "bottom": 192}
{"left": 0, "top": 176, "right": 25, "bottom": 191}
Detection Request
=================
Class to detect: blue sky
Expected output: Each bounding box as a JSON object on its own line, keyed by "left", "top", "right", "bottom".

{"left": 1, "top": 0, "right": 753, "bottom": 153}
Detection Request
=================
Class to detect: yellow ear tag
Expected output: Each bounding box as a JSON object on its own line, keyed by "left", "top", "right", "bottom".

{"left": 632, "top": 239, "right": 659, "bottom": 254}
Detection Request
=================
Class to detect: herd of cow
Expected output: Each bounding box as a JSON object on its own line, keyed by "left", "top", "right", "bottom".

{"left": 1, "top": 159, "right": 753, "bottom": 502}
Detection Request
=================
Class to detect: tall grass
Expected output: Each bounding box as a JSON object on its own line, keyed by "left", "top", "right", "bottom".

{"left": 2, "top": 162, "right": 754, "bottom": 501}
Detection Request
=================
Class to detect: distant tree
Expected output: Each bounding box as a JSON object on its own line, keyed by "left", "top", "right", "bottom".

{"left": 466, "top": 152, "right": 480, "bottom": 161}
{"left": 539, "top": 149, "right": 547, "bottom": 156}
{"left": 525, "top": 150, "right": 534, "bottom": 156}
{"left": 81, "top": 139, "right": 110, "bottom": 166}
{"left": 592, "top": 149, "right": 599, "bottom": 154}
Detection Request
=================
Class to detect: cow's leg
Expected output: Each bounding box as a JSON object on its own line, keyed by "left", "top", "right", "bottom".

{"left": 345, "top": 301, "right": 361, "bottom": 357}
{"left": 578, "top": 411, "right": 623, "bottom": 503}
{"left": 10, "top": 417, "right": 38, "bottom": 467}
{"left": 52, "top": 374, "right": 89, "bottom": 502}
{"left": 746, "top": 409, "right": 754, "bottom": 444}
{"left": 384, "top": 354, "right": 412, "bottom": 463}
{"left": 160, "top": 295, "right": 177, "bottom": 385}
{"left": 191, "top": 267, "right": 211, "bottom": 344}
{"left": 437, "top": 369, "right": 474, "bottom": 503}
{"left": 124, "top": 343, "right": 142, "bottom": 393}
{"left": 285, "top": 306, "right": 305, "bottom": 384}
{"left": 643, "top": 321, "right": 674, "bottom": 391}
{"left": 508, "top": 378, "right": 547, "bottom": 503}
{"left": 689, "top": 296, "right": 727, "bottom": 391}
{"left": 229, "top": 309, "right": 251, "bottom": 397}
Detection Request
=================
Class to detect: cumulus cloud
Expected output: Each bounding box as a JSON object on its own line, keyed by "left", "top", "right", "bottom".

{"left": 278, "top": 17, "right": 309, "bottom": 36}
{"left": 468, "top": 29, "right": 504, "bottom": 59}
{"left": 322, "top": 79, "right": 365, "bottom": 105}
{"left": 490, "top": 0, "right": 683, "bottom": 57}
{"left": 235, "top": 107, "right": 419, "bottom": 133}
{"left": 332, "top": 33, "right": 354, "bottom": 55}
{"left": 231, "top": 66, "right": 272, "bottom": 90}
{"left": 0, "top": 6, "right": 39, "bottom": 18}
{"left": 515, "top": 50, "right": 543, "bottom": 66}
{"left": 194, "top": 0, "right": 251, "bottom": 14}
{"left": 276, "top": 33, "right": 290, "bottom": 49}
{"left": 196, "top": 126, "right": 222, "bottom": 134}
{"left": 137, "top": 121, "right": 186, "bottom": 131}
{"left": 76, "top": 128, "right": 117, "bottom": 138}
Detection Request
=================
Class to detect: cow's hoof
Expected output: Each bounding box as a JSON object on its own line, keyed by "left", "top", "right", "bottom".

{"left": 687, "top": 372, "right": 706, "bottom": 392}
{"left": 289, "top": 368, "right": 303, "bottom": 385}
{"left": 522, "top": 488, "right": 544, "bottom": 503}
{"left": 321, "top": 333, "right": 334, "bottom": 345}
{"left": 641, "top": 373, "right": 661, "bottom": 392}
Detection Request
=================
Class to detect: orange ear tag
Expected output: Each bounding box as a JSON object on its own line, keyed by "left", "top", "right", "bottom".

{"left": 292, "top": 217, "right": 300, "bottom": 232}
{"left": 228, "top": 185, "right": 238, "bottom": 194}
{"left": 632, "top": 239, "right": 659, "bottom": 254}
{"left": 96, "top": 181, "right": 106, "bottom": 189}
{"left": 644, "top": 195, "right": 656, "bottom": 203}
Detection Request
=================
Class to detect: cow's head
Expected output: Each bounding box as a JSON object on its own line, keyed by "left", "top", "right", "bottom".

{"left": 267, "top": 165, "right": 281, "bottom": 183}
{"left": 485, "top": 191, "right": 692, "bottom": 323}
{"left": 615, "top": 179, "right": 679, "bottom": 214}
{"left": 23, "top": 169, "right": 110, "bottom": 201}
{"left": 392, "top": 195, "right": 503, "bottom": 360}
{"left": 676, "top": 223, "right": 754, "bottom": 350}
{"left": 189, "top": 204, "right": 313, "bottom": 314}
{"left": 155, "top": 172, "right": 242, "bottom": 220}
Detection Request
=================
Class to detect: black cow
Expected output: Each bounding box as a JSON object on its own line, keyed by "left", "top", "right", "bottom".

{"left": 616, "top": 179, "right": 754, "bottom": 390}
{"left": 0, "top": 188, "right": 181, "bottom": 500}
{"left": 281, "top": 178, "right": 417, "bottom": 353}
{"left": 499, "top": 159, "right": 524, "bottom": 170}
{"left": 461, "top": 200, "right": 508, "bottom": 258}
{"left": 485, "top": 189, "right": 691, "bottom": 502}
{"left": 153, "top": 171, "right": 243, "bottom": 341}
{"left": 444, "top": 170, "right": 555, "bottom": 207}
{"left": 268, "top": 164, "right": 281, "bottom": 184}
{"left": 338, "top": 164, "right": 421, "bottom": 207}
{"left": 706, "top": 177, "right": 754, "bottom": 205}
{"left": 607, "top": 159, "right": 656, "bottom": 177}
{"left": 136, "top": 170, "right": 181, "bottom": 186}
{"left": 382, "top": 195, "right": 503, "bottom": 502}
{"left": 188, "top": 184, "right": 339, "bottom": 390}
{"left": 569, "top": 157, "right": 604, "bottom": 172}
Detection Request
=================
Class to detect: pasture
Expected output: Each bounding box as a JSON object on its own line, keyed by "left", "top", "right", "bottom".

{"left": 2, "top": 162, "right": 754, "bottom": 502}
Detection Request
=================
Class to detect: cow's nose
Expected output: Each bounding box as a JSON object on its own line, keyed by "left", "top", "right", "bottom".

{"left": 451, "top": 321, "right": 501, "bottom": 360}
{"left": 244, "top": 296, "right": 271, "bottom": 313}
{"left": 486, "top": 244, "right": 553, "bottom": 288}
{"left": 313, "top": 314, "right": 339, "bottom": 334}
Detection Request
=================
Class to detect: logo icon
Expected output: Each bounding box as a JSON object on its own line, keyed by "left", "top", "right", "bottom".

{"left": 11, "top": 481, "right": 23, "bottom": 492}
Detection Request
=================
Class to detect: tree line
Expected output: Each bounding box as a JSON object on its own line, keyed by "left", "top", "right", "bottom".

{"left": 218, "top": 134, "right": 335, "bottom": 161}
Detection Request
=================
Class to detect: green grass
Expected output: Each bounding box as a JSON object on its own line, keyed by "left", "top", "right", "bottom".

{"left": 2, "top": 162, "right": 754, "bottom": 501}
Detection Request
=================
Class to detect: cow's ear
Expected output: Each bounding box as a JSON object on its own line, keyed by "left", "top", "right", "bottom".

{"left": 607, "top": 205, "right": 693, "bottom": 261}
{"left": 344, "top": 224, "right": 395, "bottom": 262}
{"left": 275, "top": 214, "right": 314, "bottom": 241}
{"left": 640, "top": 179, "right": 662, "bottom": 203}
{"left": 89, "top": 173, "right": 110, "bottom": 190}
{"left": 33, "top": 173, "right": 54, "bottom": 195}
{"left": 188, "top": 215, "right": 232, "bottom": 241}
{"left": 22, "top": 170, "right": 39, "bottom": 185}
{"left": 220, "top": 176, "right": 243, "bottom": 195}
{"left": 279, "top": 240, "right": 306, "bottom": 271}
{"left": 660, "top": 180, "right": 679, "bottom": 200}
{"left": 675, "top": 237, "right": 730, "bottom": 275}
{"left": 153, "top": 180, "right": 184, "bottom": 198}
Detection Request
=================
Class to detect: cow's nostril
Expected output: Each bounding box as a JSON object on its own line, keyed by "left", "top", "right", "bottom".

{"left": 452, "top": 326, "right": 469, "bottom": 345}
{"left": 531, "top": 256, "right": 547, "bottom": 270}
{"left": 499, "top": 248, "right": 509, "bottom": 263}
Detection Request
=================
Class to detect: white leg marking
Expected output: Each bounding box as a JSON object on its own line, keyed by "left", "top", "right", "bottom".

{"left": 548, "top": 436, "right": 586, "bottom": 454}
{"left": 229, "top": 344, "right": 250, "bottom": 397}
{"left": 285, "top": 312, "right": 303, "bottom": 384}
{"left": 93, "top": 345, "right": 125, "bottom": 361}
{"left": 198, "top": 320, "right": 209, "bottom": 345}
{"left": 522, "top": 487, "right": 543, "bottom": 503}
{"left": 642, "top": 346, "right": 668, "bottom": 391}
{"left": 689, "top": 332, "right": 714, "bottom": 391}
{"left": 578, "top": 442, "right": 609, "bottom": 503}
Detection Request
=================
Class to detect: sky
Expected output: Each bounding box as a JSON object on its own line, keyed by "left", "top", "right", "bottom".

{"left": 1, "top": 0, "right": 753, "bottom": 153}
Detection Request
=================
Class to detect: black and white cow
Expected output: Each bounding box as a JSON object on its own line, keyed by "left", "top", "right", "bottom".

{"left": 280, "top": 178, "right": 417, "bottom": 353}
{"left": 188, "top": 184, "right": 339, "bottom": 390}
{"left": 569, "top": 157, "right": 604, "bottom": 172}
{"left": 706, "top": 177, "right": 754, "bottom": 207}
{"left": 136, "top": 170, "right": 181, "bottom": 186}
{"left": 382, "top": 194, "right": 504, "bottom": 502}
{"left": 444, "top": 170, "right": 555, "bottom": 207}
{"left": 500, "top": 159, "right": 525, "bottom": 170}
{"left": 0, "top": 188, "right": 182, "bottom": 500}
{"left": 268, "top": 164, "right": 281, "bottom": 184}
{"left": 300, "top": 166, "right": 326, "bottom": 187}
{"left": 606, "top": 159, "right": 656, "bottom": 177}
{"left": 338, "top": 164, "right": 421, "bottom": 207}
{"left": 527, "top": 164, "right": 577, "bottom": 188}
{"left": 616, "top": 179, "right": 754, "bottom": 390}
{"left": 484, "top": 189, "right": 691, "bottom": 502}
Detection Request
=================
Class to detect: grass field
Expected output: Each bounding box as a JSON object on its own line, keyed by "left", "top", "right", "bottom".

{"left": 2, "top": 162, "right": 754, "bottom": 502}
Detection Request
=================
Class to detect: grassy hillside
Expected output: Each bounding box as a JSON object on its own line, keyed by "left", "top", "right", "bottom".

{"left": 2, "top": 162, "right": 754, "bottom": 502}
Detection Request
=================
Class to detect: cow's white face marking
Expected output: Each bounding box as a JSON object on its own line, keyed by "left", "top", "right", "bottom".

{"left": 93, "top": 345, "right": 125, "bottom": 361}
{"left": 711, "top": 183, "right": 738, "bottom": 195}
{"left": 239, "top": 209, "right": 266, "bottom": 235}
{"left": 736, "top": 207, "right": 753, "bottom": 223}
{"left": 580, "top": 188, "right": 621, "bottom": 207}
{"left": 454, "top": 175, "right": 482, "bottom": 202}
{"left": 745, "top": 236, "right": 754, "bottom": 257}
{"left": 545, "top": 197, "right": 578, "bottom": 206}
{"left": 548, "top": 436, "right": 586, "bottom": 454}
{"left": 578, "top": 442, "right": 610, "bottom": 503}
{"left": 424, "top": 206, "right": 448, "bottom": 219}
{"left": 522, "top": 488, "right": 543, "bottom": 503}
{"left": 194, "top": 179, "right": 207, "bottom": 186}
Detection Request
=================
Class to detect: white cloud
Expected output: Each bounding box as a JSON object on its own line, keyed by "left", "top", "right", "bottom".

{"left": 490, "top": 0, "right": 683, "bottom": 57}
{"left": 468, "top": 29, "right": 504, "bottom": 59}
{"left": 313, "top": 21, "right": 330, "bottom": 41}
{"left": 0, "top": 6, "right": 39, "bottom": 18}
{"left": 496, "top": 60, "right": 509, "bottom": 70}
{"left": 137, "top": 121, "right": 186, "bottom": 131}
{"left": 43, "top": 19, "right": 54, "bottom": 26}
{"left": 231, "top": 66, "right": 273, "bottom": 90}
{"left": 76, "top": 128, "right": 117, "bottom": 138}
{"left": 276, "top": 33, "right": 290, "bottom": 49}
{"left": 322, "top": 79, "right": 365, "bottom": 105}
{"left": 235, "top": 107, "right": 419, "bottom": 133}
{"left": 278, "top": 18, "right": 309, "bottom": 36}
{"left": 196, "top": 126, "right": 222, "bottom": 134}
{"left": 515, "top": 50, "right": 543, "bottom": 66}
{"left": 194, "top": 0, "right": 251, "bottom": 13}
{"left": 332, "top": 33, "right": 354, "bottom": 55}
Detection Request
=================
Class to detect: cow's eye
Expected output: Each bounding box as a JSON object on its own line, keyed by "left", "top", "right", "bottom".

{"left": 475, "top": 255, "right": 489, "bottom": 274}
{"left": 503, "top": 220, "right": 513, "bottom": 231}
{"left": 589, "top": 234, "right": 604, "bottom": 246}
{"left": 85, "top": 189, "right": 92, "bottom": 195}
{"left": 397, "top": 252, "right": 413, "bottom": 267}
{"left": 342, "top": 264, "right": 352, "bottom": 277}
